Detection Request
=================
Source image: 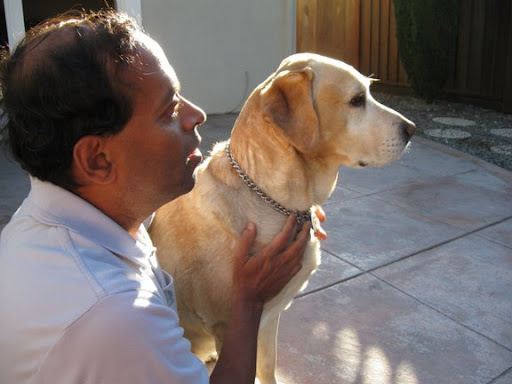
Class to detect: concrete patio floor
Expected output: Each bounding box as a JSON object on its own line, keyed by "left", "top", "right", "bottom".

{"left": 1, "top": 113, "right": 511, "bottom": 384}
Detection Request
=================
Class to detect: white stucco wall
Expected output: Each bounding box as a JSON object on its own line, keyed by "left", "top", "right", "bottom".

{"left": 141, "top": 0, "right": 295, "bottom": 114}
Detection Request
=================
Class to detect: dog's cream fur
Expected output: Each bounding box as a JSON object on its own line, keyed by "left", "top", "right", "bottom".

{"left": 149, "top": 53, "right": 415, "bottom": 384}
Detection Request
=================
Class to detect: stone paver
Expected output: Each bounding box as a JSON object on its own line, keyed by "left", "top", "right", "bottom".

{"left": 322, "top": 196, "right": 465, "bottom": 271}
{"left": 476, "top": 218, "right": 512, "bottom": 249}
{"left": 374, "top": 233, "right": 512, "bottom": 350}
{"left": 491, "top": 368, "right": 512, "bottom": 384}
{"left": 374, "top": 168, "right": 512, "bottom": 231}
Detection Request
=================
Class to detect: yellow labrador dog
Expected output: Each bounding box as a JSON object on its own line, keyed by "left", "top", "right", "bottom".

{"left": 149, "top": 53, "right": 415, "bottom": 383}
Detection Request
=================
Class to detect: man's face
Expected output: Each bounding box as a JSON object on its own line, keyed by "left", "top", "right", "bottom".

{"left": 106, "top": 33, "right": 206, "bottom": 209}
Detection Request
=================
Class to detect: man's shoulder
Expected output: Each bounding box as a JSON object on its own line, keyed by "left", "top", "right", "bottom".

{"left": 0, "top": 210, "right": 152, "bottom": 319}
{"left": 0, "top": 214, "right": 105, "bottom": 320}
{"left": 1, "top": 196, "right": 149, "bottom": 293}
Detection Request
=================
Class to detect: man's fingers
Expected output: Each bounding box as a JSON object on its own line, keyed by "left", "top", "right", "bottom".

{"left": 263, "top": 215, "right": 297, "bottom": 256}
{"left": 280, "top": 221, "right": 310, "bottom": 266}
{"left": 235, "top": 222, "right": 256, "bottom": 263}
{"left": 289, "top": 261, "right": 303, "bottom": 279}
{"left": 296, "top": 220, "right": 311, "bottom": 242}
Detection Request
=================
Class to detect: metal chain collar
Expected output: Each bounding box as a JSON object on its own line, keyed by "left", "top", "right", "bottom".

{"left": 225, "top": 141, "right": 312, "bottom": 225}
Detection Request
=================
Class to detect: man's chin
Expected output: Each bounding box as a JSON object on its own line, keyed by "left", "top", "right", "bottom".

{"left": 160, "top": 185, "right": 192, "bottom": 208}
{"left": 179, "top": 173, "right": 198, "bottom": 196}
{"left": 161, "top": 160, "right": 201, "bottom": 203}
{"left": 182, "top": 180, "right": 196, "bottom": 195}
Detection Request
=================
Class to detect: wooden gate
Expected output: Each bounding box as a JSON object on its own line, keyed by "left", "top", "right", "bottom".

{"left": 296, "top": 0, "right": 512, "bottom": 113}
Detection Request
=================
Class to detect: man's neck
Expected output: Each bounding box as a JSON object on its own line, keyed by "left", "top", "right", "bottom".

{"left": 73, "top": 185, "right": 146, "bottom": 238}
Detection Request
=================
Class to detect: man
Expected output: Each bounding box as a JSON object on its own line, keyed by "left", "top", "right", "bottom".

{"left": 0, "top": 10, "right": 310, "bottom": 383}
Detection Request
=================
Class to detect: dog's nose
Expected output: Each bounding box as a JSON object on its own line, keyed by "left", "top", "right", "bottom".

{"left": 401, "top": 121, "right": 416, "bottom": 140}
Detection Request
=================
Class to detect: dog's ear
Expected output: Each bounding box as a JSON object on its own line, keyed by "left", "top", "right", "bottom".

{"left": 261, "top": 68, "right": 319, "bottom": 153}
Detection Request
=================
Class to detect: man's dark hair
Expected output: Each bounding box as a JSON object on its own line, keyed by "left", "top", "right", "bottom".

{"left": 0, "top": 9, "right": 141, "bottom": 190}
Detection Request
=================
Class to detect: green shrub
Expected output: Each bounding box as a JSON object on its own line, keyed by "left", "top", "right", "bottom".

{"left": 394, "top": 0, "right": 459, "bottom": 102}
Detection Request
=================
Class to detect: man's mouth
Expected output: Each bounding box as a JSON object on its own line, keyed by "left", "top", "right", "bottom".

{"left": 186, "top": 147, "right": 203, "bottom": 167}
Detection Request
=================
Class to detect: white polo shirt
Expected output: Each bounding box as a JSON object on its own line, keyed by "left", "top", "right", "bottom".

{"left": 0, "top": 178, "right": 208, "bottom": 384}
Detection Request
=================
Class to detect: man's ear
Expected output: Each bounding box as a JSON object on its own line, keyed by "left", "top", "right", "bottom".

{"left": 261, "top": 68, "right": 319, "bottom": 153}
{"left": 72, "top": 135, "right": 115, "bottom": 185}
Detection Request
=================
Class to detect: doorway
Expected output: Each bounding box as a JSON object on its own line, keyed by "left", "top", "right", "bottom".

{"left": 1, "top": 0, "right": 117, "bottom": 49}
{"left": 0, "top": 2, "right": 7, "bottom": 48}
{"left": 23, "top": 0, "right": 116, "bottom": 30}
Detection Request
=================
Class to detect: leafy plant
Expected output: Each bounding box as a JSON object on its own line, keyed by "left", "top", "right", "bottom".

{"left": 394, "top": 0, "right": 459, "bottom": 102}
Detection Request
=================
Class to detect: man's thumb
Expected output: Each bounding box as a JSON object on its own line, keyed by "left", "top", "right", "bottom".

{"left": 236, "top": 222, "right": 256, "bottom": 262}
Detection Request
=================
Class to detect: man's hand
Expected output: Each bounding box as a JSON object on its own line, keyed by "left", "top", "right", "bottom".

{"left": 232, "top": 215, "right": 310, "bottom": 309}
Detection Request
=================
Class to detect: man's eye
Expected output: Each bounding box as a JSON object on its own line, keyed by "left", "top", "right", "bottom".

{"left": 164, "top": 102, "right": 179, "bottom": 121}
{"left": 350, "top": 94, "right": 366, "bottom": 107}
{"left": 167, "top": 107, "right": 178, "bottom": 120}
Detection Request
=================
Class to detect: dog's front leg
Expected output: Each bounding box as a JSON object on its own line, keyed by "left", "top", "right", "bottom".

{"left": 256, "top": 313, "right": 280, "bottom": 384}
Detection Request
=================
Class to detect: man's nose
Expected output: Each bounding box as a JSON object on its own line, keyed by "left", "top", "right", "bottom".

{"left": 181, "top": 97, "right": 206, "bottom": 131}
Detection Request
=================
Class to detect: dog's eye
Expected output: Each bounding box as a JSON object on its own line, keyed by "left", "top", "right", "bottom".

{"left": 350, "top": 94, "right": 366, "bottom": 108}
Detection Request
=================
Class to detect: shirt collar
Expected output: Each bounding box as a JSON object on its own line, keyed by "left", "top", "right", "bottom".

{"left": 25, "top": 177, "right": 155, "bottom": 266}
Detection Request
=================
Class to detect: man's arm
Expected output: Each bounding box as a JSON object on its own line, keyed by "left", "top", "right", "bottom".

{"left": 210, "top": 215, "right": 310, "bottom": 384}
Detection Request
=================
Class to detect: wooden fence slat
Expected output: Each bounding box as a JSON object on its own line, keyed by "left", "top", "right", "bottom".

{"left": 481, "top": 0, "right": 496, "bottom": 97}
{"left": 488, "top": 0, "right": 508, "bottom": 100}
{"left": 296, "top": 0, "right": 317, "bottom": 54}
{"left": 296, "top": 0, "right": 304, "bottom": 53}
{"left": 454, "top": 0, "right": 472, "bottom": 91}
{"left": 504, "top": 1, "right": 512, "bottom": 113}
{"left": 370, "top": 0, "right": 381, "bottom": 77}
{"left": 388, "top": 0, "right": 399, "bottom": 83}
{"left": 467, "top": 0, "right": 485, "bottom": 94}
{"left": 378, "top": 0, "right": 390, "bottom": 81}
{"left": 344, "top": 0, "right": 361, "bottom": 68}
{"left": 360, "top": 0, "right": 372, "bottom": 76}
{"left": 328, "top": 0, "right": 345, "bottom": 60}
{"left": 315, "top": 0, "right": 328, "bottom": 56}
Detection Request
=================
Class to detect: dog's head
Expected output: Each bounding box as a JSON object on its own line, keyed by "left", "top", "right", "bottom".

{"left": 239, "top": 53, "right": 415, "bottom": 169}
{"left": 228, "top": 53, "right": 416, "bottom": 206}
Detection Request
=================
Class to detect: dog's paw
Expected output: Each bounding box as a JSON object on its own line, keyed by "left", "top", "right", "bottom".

{"left": 312, "top": 204, "right": 327, "bottom": 240}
